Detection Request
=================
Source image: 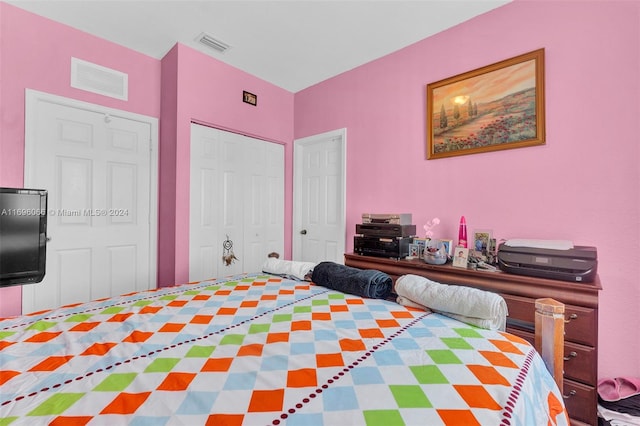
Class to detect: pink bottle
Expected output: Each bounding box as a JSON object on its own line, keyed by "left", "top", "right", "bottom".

{"left": 458, "top": 216, "right": 467, "bottom": 248}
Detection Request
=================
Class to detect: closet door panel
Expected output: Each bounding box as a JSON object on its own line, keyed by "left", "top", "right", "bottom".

{"left": 189, "top": 124, "right": 221, "bottom": 281}
{"left": 218, "top": 131, "right": 245, "bottom": 276}
{"left": 243, "top": 138, "right": 284, "bottom": 273}
{"left": 264, "top": 142, "right": 285, "bottom": 259}
{"left": 243, "top": 137, "right": 265, "bottom": 274}
{"left": 190, "top": 124, "right": 284, "bottom": 282}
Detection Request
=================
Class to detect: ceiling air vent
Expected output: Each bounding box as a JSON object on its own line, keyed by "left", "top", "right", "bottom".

{"left": 196, "top": 32, "right": 231, "bottom": 53}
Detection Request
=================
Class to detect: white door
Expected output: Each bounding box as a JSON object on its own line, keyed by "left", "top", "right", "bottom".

{"left": 189, "top": 123, "right": 222, "bottom": 281}
{"left": 189, "top": 123, "right": 284, "bottom": 282}
{"left": 243, "top": 137, "right": 285, "bottom": 273}
{"left": 293, "top": 128, "right": 346, "bottom": 264}
{"left": 23, "top": 90, "right": 157, "bottom": 314}
{"left": 217, "top": 129, "right": 245, "bottom": 277}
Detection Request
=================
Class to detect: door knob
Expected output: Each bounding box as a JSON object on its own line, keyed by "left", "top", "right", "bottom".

{"left": 300, "top": 229, "right": 307, "bottom": 235}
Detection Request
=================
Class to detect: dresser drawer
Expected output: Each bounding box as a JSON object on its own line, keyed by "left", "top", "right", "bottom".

{"left": 563, "top": 341, "right": 597, "bottom": 385}
{"left": 563, "top": 378, "right": 597, "bottom": 425}
{"left": 507, "top": 325, "right": 597, "bottom": 424}
{"left": 504, "top": 327, "right": 596, "bottom": 386}
{"left": 503, "top": 294, "right": 536, "bottom": 325}
{"left": 502, "top": 295, "right": 596, "bottom": 347}
{"left": 506, "top": 326, "right": 534, "bottom": 345}
{"left": 564, "top": 305, "right": 597, "bottom": 347}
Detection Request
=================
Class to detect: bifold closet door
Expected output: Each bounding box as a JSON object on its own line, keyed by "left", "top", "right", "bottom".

{"left": 189, "top": 123, "right": 284, "bottom": 282}
{"left": 242, "top": 137, "right": 285, "bottom": 273}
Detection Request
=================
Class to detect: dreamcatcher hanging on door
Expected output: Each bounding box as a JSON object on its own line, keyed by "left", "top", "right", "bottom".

{"left": 222, "top": 235, "right": 238, "bottom": 266}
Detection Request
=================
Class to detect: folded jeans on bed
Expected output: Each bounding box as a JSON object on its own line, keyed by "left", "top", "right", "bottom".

{"left": 311, "top": 261, "right": 392, "bottom": 299}
{"left": 395, "top": 274, "right": 508, "bottom": 330}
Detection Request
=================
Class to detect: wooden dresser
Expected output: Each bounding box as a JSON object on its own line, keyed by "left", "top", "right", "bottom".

{"left": 344, "top": 253, "right": 602, "bottom": 426}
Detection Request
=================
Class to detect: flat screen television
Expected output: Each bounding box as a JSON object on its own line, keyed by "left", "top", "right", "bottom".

{"left": 0, "top": 187, "right": 48, "bottom": 287}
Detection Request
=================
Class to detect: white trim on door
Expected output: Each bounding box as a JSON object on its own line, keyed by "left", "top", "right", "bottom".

{"left": 293, "top": 128, "right": 347, "bottom": 263}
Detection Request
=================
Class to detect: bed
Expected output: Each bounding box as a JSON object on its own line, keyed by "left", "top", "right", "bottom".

{"left": 1, "top": 272, "right": 568, "bottom": 425}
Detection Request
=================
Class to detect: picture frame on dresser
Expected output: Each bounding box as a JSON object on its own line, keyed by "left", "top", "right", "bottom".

{"left": 412, "top": 238, "right": 427, "bottom": 256}
{"left": 438, "top": 238, "right": 453, "bottom": 256}
{"left": 472, "top": 229, "right": 492, "bottom": 254}
{"left": 452, "top": 247, "right": 469, "bottom": 268}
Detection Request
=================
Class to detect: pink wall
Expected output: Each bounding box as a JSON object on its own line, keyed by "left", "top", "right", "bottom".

{"left": 1, "top": 0, "right": 637, "bottom": 379}
{"left": 0, "top": 3, "right": 161, "bottom": 317}
{"left": 157, "top": 44, "right": 294, "bottom": 287}
{"left": 0, "top": 4, "right": 295, "bottom": 309}
{"left": 294, "top": 0, "right": 640, "bottom": 378}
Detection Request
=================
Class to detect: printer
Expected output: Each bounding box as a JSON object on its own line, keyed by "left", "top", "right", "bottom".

{"left": 497, "top": 240, "right": 597, "bottom": 283}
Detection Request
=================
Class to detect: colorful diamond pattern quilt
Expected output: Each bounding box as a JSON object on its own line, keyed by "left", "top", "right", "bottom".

{"left": 0, "top": 275, "right": 568, "bottom": 425}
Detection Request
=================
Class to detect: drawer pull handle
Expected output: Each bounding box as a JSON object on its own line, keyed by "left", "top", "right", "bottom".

{"left": 563, "top": 351, "right": 577, "bottom": 361}
{"left": 564, "top": 313, "right": 578, "bottom": 323}
{"left": 563, "top": 390, "right": 577, "bottom": 399}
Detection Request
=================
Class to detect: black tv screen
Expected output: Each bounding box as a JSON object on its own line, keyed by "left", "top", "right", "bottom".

{"left": 0, "top": 187, "right": 48, "bottom": 287}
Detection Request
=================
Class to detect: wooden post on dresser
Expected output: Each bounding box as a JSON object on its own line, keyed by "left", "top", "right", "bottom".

{"left": 535, "top": 298, "right": 565, "bottom": 393}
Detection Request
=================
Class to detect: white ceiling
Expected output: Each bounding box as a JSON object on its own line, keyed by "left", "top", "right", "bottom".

{"left": 6, "top": 0, "right": 511, "bottom": 93}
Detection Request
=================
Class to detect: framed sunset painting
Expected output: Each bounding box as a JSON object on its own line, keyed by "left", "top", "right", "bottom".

{"left": 426, "top": 49, "right": 545, "bottom": 159}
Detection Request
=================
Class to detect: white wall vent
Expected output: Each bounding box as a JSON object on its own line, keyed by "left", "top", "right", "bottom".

{"left": 196, "top": 32, "right": 231, "bottom": 53}
{"left": 71, "top": 57, "right": 128, "bottom": 101}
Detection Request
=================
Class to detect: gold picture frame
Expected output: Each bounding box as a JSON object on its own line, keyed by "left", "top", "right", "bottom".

{"left": 427, "top": 48, "right": 545, "bottom": 159}
{"left": 243, "top": 90, "right": 257, "bottom": 106}
{"left": 472, "top": 229, "right": 492, "bottom": 254}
